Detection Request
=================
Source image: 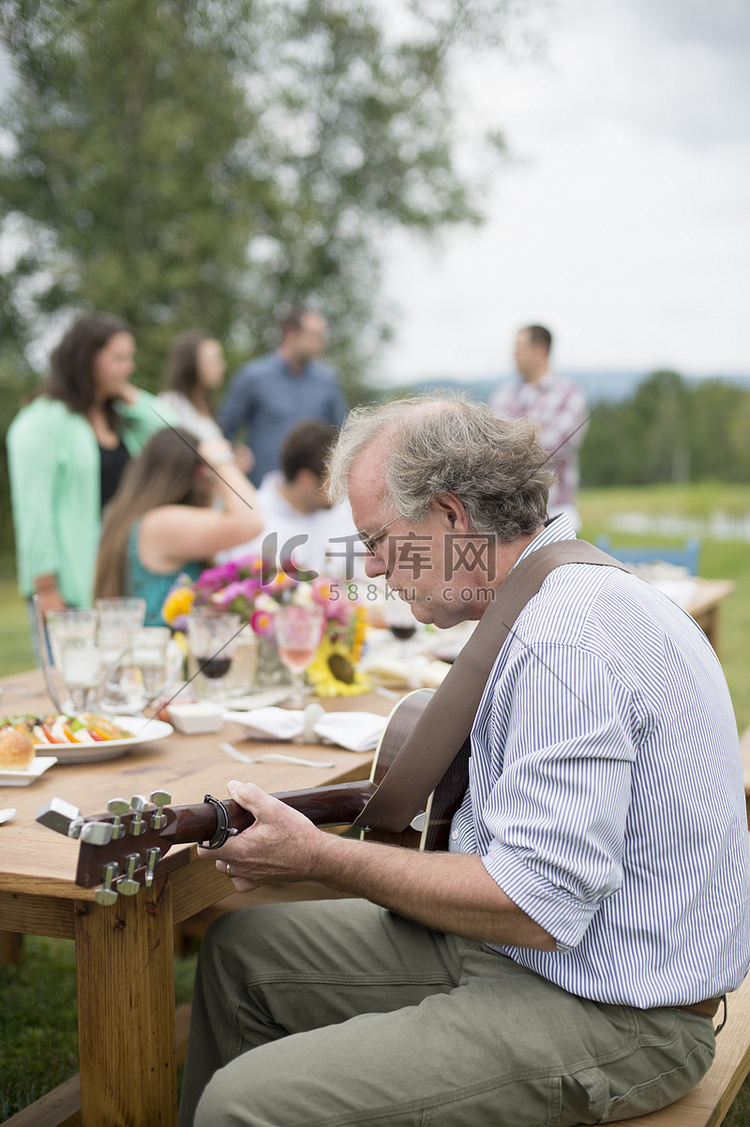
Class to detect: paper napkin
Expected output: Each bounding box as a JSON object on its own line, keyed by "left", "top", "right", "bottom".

{"left": 224, "top": 707, "right": 386, "bottom": 752}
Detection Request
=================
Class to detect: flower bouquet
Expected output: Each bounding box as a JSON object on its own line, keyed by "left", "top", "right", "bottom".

{"left": 162, "top": 556, "right": 371, "bottom": 698}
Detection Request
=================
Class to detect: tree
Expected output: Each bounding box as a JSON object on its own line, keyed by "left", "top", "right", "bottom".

{"left": 580, "top": 371, "right": 750, "bottom": 488}
{"left": 0, "top": 0, "right": 533, "bottom": 397}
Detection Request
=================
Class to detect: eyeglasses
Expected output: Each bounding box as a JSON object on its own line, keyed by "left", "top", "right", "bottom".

{"left": 357, "top": 514, "right": 402, "bottom": 557}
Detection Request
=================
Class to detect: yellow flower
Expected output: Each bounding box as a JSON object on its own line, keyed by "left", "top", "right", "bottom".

{"left": 306, "top": 635, "right": 372, "bottom": 698}
{"left": 162, "top": 586, "right": 194, "bottom": 625}
{"left": 350, "top": 608, "right": 368, "bottom": 663}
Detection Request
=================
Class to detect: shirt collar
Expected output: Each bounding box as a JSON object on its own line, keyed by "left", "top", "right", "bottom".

{"left": 512, "top": 513, "right": 577, "bottom": 572}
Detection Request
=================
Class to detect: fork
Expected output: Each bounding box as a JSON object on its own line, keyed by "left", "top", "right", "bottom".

{"left": 219, "top": 742, "right": 336, "bottom": 769}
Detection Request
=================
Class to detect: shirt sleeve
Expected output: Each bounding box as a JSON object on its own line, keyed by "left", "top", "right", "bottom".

{"left": 7, "top": 402, "right": 66, "bottom": 583}
{"left": 538, "top": 383, "right": 589, "bottom": 463}
{"left": 116, "top": 388, "right": 178, "bottom": 453}
{"left": 479, "top": 641, "right": 635, "bottom": 951}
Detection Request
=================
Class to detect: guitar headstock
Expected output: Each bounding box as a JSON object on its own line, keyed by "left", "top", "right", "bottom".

{"left": 37, "top": 790, "right": 178, "bottom": 903}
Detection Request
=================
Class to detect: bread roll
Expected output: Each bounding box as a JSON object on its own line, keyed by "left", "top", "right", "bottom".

{"left": 0, "top": 728, "right": 35, "bottom": 770}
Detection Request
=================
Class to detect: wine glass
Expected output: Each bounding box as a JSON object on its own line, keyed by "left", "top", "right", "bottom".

{"left": 383, "top": 591, "right": 420, "bottom": 660}
{"left": 187, "top": 611, "right": 242, "bottom": 703}
{"left": 273, "top": 603, "right": 325, "bottom": 709}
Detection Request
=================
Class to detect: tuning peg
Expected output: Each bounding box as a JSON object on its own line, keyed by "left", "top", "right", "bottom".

{"left": 149, "top": 790, "right": 171, "bottom": 830}
{"left": 117, "top": 852, "right": 142, "bottom": 896}
{"left": 107, "top": 797, "right": 130, "bottom": 840}
{"left": 144, "top": 846, "right": 161, "bottom": 887}
{"left": 36, "top": 797, "right": 85, "bottom": 839}
{"left": 94, "top": 861, "right": 120, "bottom": 906}
{"left": 81, "top": 820, "right": 114, "bottom": 845}
{"left": 129, "top": 794, "right": 148, "bottom": 836}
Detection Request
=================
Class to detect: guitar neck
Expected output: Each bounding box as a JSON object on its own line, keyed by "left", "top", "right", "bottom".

{"left": 74, "top": 779, "right": 376, "bottom": 889}
{"left": 172, "top": 780, "right": 377, "bottom": 845}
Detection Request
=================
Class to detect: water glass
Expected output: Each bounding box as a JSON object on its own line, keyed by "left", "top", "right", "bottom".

{"left": 46, "top": 608, "right": 98, "bottom": 666}
{"left": 95, "top": 597, "right": 147, "bottom": 660}
{"left": 125, "top": 626, "right": 172, "bottom": 710}
{"left": 95, "top": 597, "right": 147, "bottom": 712}
{"left": 224, "top": 630, "right": 259, "bottom": 698}
{"left": 46, "top": 608, "right": 101, "bottom": 711}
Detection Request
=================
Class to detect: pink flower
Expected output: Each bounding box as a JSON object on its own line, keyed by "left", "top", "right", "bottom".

{"left": 250, "top": 609, "right": 274, "bottom": 636}
{"left": 194, "top": 561, "right": 241, "bottom": 593}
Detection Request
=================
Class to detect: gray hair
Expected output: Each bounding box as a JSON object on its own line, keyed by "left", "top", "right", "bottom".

{"left": 327, "top": 391, "right": 555, "bottom": 540}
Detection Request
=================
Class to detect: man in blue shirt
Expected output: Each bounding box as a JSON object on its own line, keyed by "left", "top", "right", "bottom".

{"left": 216, "top": 307, "right": 348, "bottom": 486}
{"left": 179, "top": 394, "right": 749, "bottom": 1127}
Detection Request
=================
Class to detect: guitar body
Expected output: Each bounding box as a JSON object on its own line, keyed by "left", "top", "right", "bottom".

{"left": 361, "top": 688, "right": 471, "bottom": 852}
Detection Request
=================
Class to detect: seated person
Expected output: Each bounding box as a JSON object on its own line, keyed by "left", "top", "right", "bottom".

{"left": 94, "top": 429, "right": 263, "bottom": 625}
{"left": 179, "top": 393, "right": 749, "bottom": 1127}
{"left": 219, "top": 419, "right": 361, "bottom": 578}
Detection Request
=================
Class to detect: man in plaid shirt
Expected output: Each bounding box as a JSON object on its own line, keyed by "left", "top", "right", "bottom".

{"left": 490, "top": 325, "right": 588, "bottom": 529}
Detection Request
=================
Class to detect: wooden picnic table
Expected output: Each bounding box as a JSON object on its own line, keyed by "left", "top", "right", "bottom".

{"left": 0, "top": 669, "right": 384, "bottom": 1127}
{"left": 680, "top": 577, "right": 736, "bottom": 654}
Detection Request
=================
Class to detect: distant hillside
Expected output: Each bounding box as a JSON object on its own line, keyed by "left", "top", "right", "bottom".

{"left": 398, "top": 370, "right": 750, "bottom": 405}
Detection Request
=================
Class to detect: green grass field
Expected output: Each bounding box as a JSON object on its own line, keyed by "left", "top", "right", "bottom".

{"left": 1, "top": 482, "right": 749, "bottom": 1123}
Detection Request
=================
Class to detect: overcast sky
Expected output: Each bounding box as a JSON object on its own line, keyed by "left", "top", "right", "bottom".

{"left": 376, "top": 0, "right": 750, "bottom": 385}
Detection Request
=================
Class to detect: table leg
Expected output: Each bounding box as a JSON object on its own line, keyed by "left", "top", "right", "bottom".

{"left": 75, "top": 878, "right": 177, "bottom": 1127}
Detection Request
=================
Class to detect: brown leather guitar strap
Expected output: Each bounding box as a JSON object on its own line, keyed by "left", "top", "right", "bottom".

{"left": 353, "top": 539, "right": 633, "bottom": 833}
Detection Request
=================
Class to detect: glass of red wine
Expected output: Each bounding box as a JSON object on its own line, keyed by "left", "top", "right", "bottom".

{"left": 383, "top": 590, "right": 420, "bottom": 661}
{"left": 273, "top": 603, "right": 325, "bottom": 709}
{"left": 187, "top": 610, "right": 242, "bottom": 703}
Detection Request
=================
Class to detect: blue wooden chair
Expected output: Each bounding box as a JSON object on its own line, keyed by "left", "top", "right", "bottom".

{"left": 596, "top": 535, "right": 701, "bottom": 576}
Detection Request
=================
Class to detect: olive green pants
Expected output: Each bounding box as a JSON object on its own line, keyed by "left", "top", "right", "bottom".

{"left": 179, "top": 899, "right": 714, "bottom": 1127}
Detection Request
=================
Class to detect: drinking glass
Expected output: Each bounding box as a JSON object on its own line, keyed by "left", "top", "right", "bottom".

{"left": 95, "top": 597, "right": 147, "bottom": 713}
{"left": 126, "top": 626, "right": 172, "bottom": 712}
{"left": 383, "top": 592, "right": 420, "bottom": 659}
{"left": 224, "top": 630, "right": 259, "bottom": 698}
{"left": 187, "top": 611, "right": 242, "bottom": 703}
{"left": 273, "top": 603, "right": 325, "bottom": 708}
{"left": 46, "top": 608, "right": 101, "bottom": 712}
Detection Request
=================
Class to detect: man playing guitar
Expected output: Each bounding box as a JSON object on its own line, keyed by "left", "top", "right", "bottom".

{"left": 179, "top": 393, "right": 750, "bottom": 1127}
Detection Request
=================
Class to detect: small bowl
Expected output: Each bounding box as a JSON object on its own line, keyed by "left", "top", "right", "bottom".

{"left": 167, "top": 702, "right": 225, "bottom": 734}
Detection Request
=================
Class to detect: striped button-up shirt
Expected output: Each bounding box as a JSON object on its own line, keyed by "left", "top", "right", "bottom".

{"left": 450, "top": 517, "right": 750, "bottom": 1007}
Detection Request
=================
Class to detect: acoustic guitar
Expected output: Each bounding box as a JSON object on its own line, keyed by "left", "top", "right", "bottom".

{"left": 36, "top": 689, "right": 471, "bottom": 906}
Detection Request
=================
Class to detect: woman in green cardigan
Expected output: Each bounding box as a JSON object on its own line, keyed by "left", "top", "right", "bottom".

{"left": 7, "top": 311, "right": 175, "bottom": 613}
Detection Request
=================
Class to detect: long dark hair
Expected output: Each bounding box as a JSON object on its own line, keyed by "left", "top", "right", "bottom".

{"left": 94, "top": 426, "right": 209, "bottom": 599}
{"left": 162, "top": 330, "right": 213, "bottom": 413}
{"left": 42, "top": 311, "right": 134, "bottom": 426}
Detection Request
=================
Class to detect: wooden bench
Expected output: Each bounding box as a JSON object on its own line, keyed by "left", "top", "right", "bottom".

{"left": 10, "top": 974, "right": 750, "bottom": 1127}
{"left": 570, "top": 969, "right": 750, "bottom": 1127}
{"left": 9, "top": 825, "right": 750, "bottom": 1127}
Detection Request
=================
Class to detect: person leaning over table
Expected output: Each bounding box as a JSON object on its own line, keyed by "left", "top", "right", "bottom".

{"left": 94, "top": 428, "right": 263, "bottom": 626}
{"left": 179, "top": 392, "right": 750, "bottom": 1127}
{"left": 6, "top": 311, "right": 176, "bottom": 615}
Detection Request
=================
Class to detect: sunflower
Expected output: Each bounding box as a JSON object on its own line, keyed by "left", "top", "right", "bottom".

{"left": 306, "top": 635, "right": 372, "bottom": 698}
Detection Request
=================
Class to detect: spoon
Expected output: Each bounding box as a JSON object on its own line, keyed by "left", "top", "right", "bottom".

{"left": 0, "top": 808, "right": 18, "bottom": 825}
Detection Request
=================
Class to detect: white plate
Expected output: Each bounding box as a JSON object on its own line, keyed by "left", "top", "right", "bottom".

{"left": 0, "top": 755, "right": 58, "bottom": 787}
{"left": 32, "top": 716, "right": 174, "bottom": 764}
